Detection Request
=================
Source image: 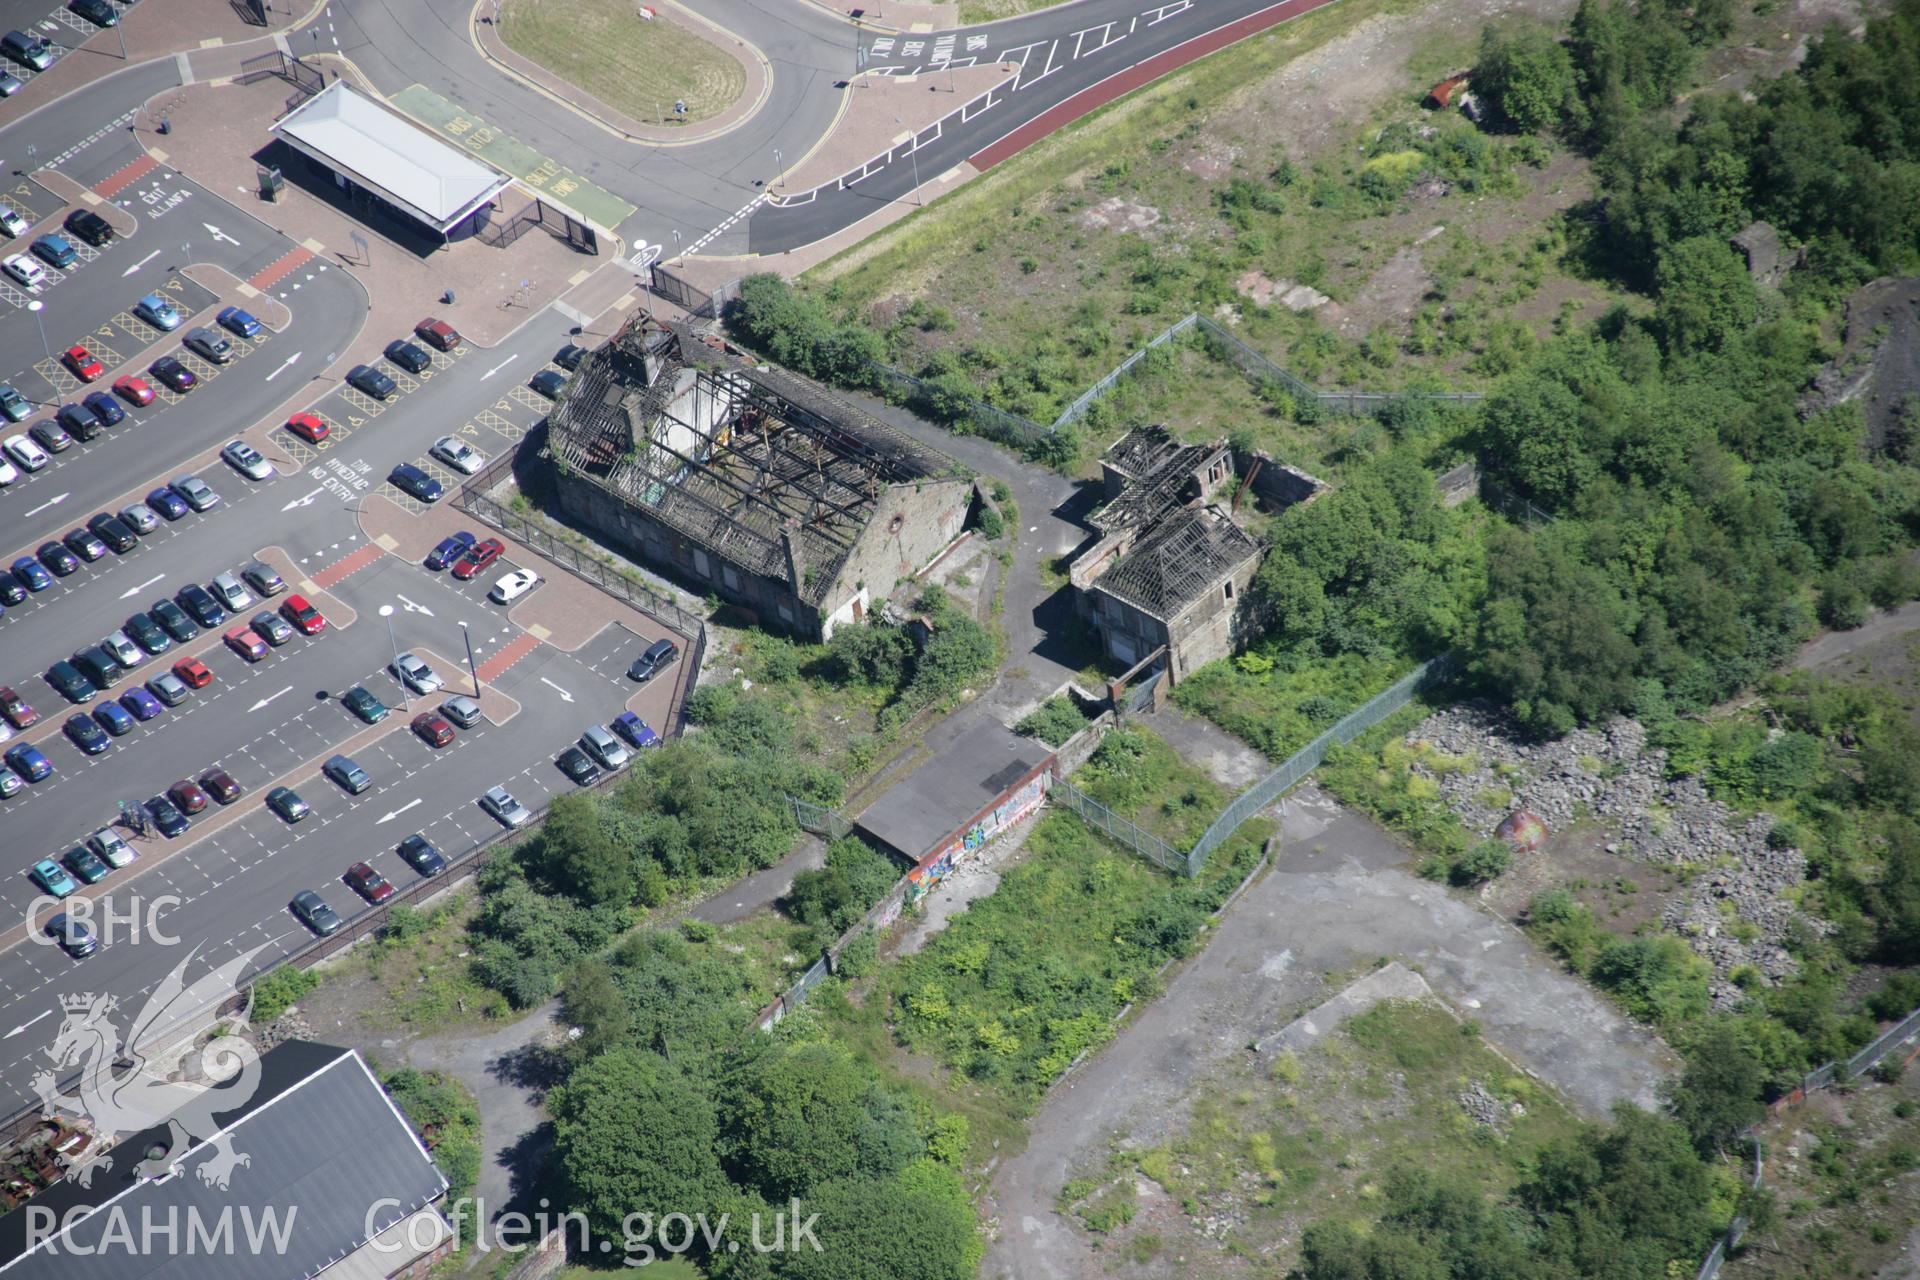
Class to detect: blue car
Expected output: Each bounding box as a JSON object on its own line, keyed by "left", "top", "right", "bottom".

{"left": 388, "top": 464, "right": 443, "bottom": 503}
{"left": 425, "top": 531, "right": 476, "bottom": 571}
{"left": 11, "top": 557, "right": 52, "bottom": 592}
{"left": 612, "top": 711, "right": 661, "bottom": 750}
{"left": 217, "top": 306, "right": 262, "bottom": 338}
{"left": 29, "top": 234, "right": 76, "bottom": 270}
{"left": 146, "top": 487, "right": 190, "bottom": 521}
{"left": 29, "top": 859, "right": 77, "bottom": 899}
{"left": 65, "top": 713, "right": 109, "bottom": 755}
{"left": 83, "top": 392, "right": 125, "bottom": 427}
{"left": 92, "top": 701, "right": 135, "bottom": 736}
{"left": 5, "top": 743, "right": 51, "bottom": 783}
{"left": 119, "top": 687, "right": 163, "bottom": 721}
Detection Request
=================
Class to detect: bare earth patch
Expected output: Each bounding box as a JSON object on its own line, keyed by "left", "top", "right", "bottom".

{"left": 1078, "top": 197, "right": 1163, "bottom": 233}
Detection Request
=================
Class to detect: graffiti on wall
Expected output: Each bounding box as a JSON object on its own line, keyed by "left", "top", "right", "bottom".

{"left": 903, "top": 773, "right": 1048, "bottom": 907}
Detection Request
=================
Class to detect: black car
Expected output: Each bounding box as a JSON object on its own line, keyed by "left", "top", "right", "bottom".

{"left": 149, "top": 357, "right": 195, "bottom": 392}
{"left": 556, "top": 746, "right": 601, "bottom": 786}
{"left": 124, "top": 612, "right": 170, "bottom": 654}
{"left": 37, "top": 542, "right": 79, "bottom": 577}
{"left": 45, "top": 914, "right": 97, "bottom": 958}
{"left": 397, "top": 834, "right": 446, "bottom": 876}
{"left": 388, "top": 464, "right": 443, "bottom": 502}
{"left": 87, "top": 513, "right": 137, "bottom": 554}
{"left": 56, "top": 404, "right": 102, "bottom": 443}
{"left": 64, "top": 209, "right": 114, "bottom": 248}
{"left": 175, "top": 582, "right": 226, "bottom": 628}
{"left": 46, "top": 661, "right": 95, "bottom": 703}
{"left": 72, "top": 646, "right": 119, "bottom": 690}
{"left": 0, "top": 578, "right": 23, "bottom": 606}
{"left": 554, "top": 343, "right": 588, "bottom": 371}
{"left": 384, "top": 340, "right": 431, "bottom": 373}
{"left": 68, "top": 0, "right": 117, "bottom": 26}
{"left": 144, "top": 794, "right": 189, "bottom": 837}
{"left": 64, "top": 847, "right": 110, "bottom": 884}
{"left": 64, "top": 713, "right": 108, "bottom": 755}
{"left": 346, "top": 364, "right": 397, "bottom": 400}
{"left": 1, "top": 30, "right": 53, "bottom": 71}
{"left": 529, "top": 369, "right": 568, "bottom": 400}
{"left": 627, "top": 637, "right": 680, "bottom": 683}
{"left": 83, "top": 392, "right": 125, "bottom": 427}
{"left": 62, "top": 528, "right": 107, "bottom": 563}
{"left": 150, "top": 598, "right": 198, "bottom": 642}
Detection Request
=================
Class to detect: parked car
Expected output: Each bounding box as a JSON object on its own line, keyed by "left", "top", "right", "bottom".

{"left": 62, "top": 344, "right": 104, "bottom": 381}
{"left": 149, "top": 357, "right": 197, "bottom": 393}
{"left": 11, "top": 556, "right": 54, "bottom": 592}
{"left": 124, "top": 612, "right": 170, "bottom": 655}
{"left": 71, "top": 646, "right": 119, "bottom": 690}
{"left": 45, "top": 914, "right": 97, "bottom": 958}
{"left": 0, "top": 686, "right": 39, "bottom": 729}
{"left": 242, "top": 560, "right": 286, "bottom": 597}
{"left": 0, "top": 205, "right": 25, "bottom": 238}
{"left": 83, "top": 392, "right": 125, "bottom": 427}
{"left": 88, "top": 513, "right": 137, "bottom": 553}
{"left": 63, "top": 847, "right": 109, "bottom": 885}
{"left": 32, "top": 235, "right": 76, "bottom": 270}
{"left": 54, "top": 404, "right": 99, "bottom": 443}
{"left": 175, "top": 582, "right": 227, "bottom": 628}
{"left": 556, "top": 746, "right": 601, "bottom": 786}
{"left": 384, "top": 339, "right": 431, "bottom": 373}
{"left": 2, "top": 434, "right": 49, "bottom": 472}
{"left": 554, "top": 343, "right": 589, "bottom": 371}
{"left": 200, "top": 768, "right": 241, "bottom": 804}
{"left": 415, "top": 317, "right": 461, "bottom": 351}
{"left": 612, "top": 713, "right": 661, "bottom": 750}
{"left": 114, "top": 376, "right": 156, "bottom": 406}
{"left": 217, "top": 306, "right": 262, "bottom": 338}
{"left": 1, "top": 253, "right": 46, "bottom": 288}
{"left": 64, "top": 713, "right": 109, "bottom": 755}
{"left": 397, "top": 834, "right": 446, "bottom": 876}
{"left": 346, "top": 364, "right": 397, "bottom": 400}
{"left": 412, "top": 711, "right": 455, "bottom": 747}
{"left": 220, "top": 440, "right": 273, "bottom": 480}
{"left": 92, "top": 701, "right": 133, "bottom": 736}
{"left": 344, "top": 862, "right": 395, "bottom": 904}
{"left": 430, "top": 436, "right": 484, "bottom": 474}
{"left": 5, "top": 743, "right": 52, "bottom": 782}
{"left": 68, "top": 0, "right": 117, "bottom": 28}
{"left": 285, "top": 411, "right": 328, "bottom": 443}
{"left": 119, "top": 503, "right": 160, "bottom": 534}
{"left": 529, "top": 369, "right": 568, "bottom": 400}
{"left": 167, "top": 779, "right": 209, "bottom": 814}
{"left": 171, "top": 656, "right": 213, "bottom": 689}
{"left": 150, "top": 598, "right": 197, "bottom": 642}
{"left": 0, "top": 383, "right": 29, "bottom": 421}
{"left": 146, "top": 486, "right": 189, "bottom": 520}
{"left": 169, "top": 473, "right": 219, "bottom": 512}
{"left": 62, "top": 527, "right": 107, "bottom": 562}
{"left": 145, "top": 671, "right": 190, "bottom": 706}
{"left": 144, "top": 794, "right": 188, "bottom": 838}
{"left": 28, "top": 859, "right": 77, "bottom": 899}
{"left": 290, "top": 890, "right": 341, "bottom": 935}
{"left": 425, "top": 531, "right": 476, "bottom": 571}
{"left": 280, "top": 594, "right": 326, "bottom": 635}
{"left": 251, "top": 611, "right": 294, "bottom": 647}
{"left": 450, "top": 538, "right": 504, "bottom": 580}
{"left": 64, "top": 209, "right": 114, "bottom": 248}
{"left": 183, "top": 327, "right": 233, "bottom": 364}
{"left": 580, "top": 724, "right": 631, "bottom": 771}
{"left": 209, "top": 571, "right": 253, "bottom": 612}
{"left": 119, "top": 687, "right": 163, "bottom": 721}
{"left": 480, "top": 786, "right": 532, "bottom": 828}
{"left": 490, "top": 569, "right": 539, "bottom": 604}
{"left": 439, "top": 694, "right": 482, "bottom": 729}
{"left": 44, "top": 661, "right": 94, "bottom": 704}
{"left": 222, "top": 627, "right": 267, "bottom": 662}
{"left": 98, "top": 630, "right": 140, "bottom": 668}
{"left": 132, "top": 294, "right": 184, "bottom": 331}
{"left": 323, "top": 754, "right": 371, "bottom": 794}
{"left": 627, "top": 637, "right": 681, "bottom": 683}
{"left": 388, "top": 463, "right": 441, "bottom": 502}
{"left": 1, "top": 30, "right": 54, "bottom": 71}
{"left": 266, "top": 786, "right": 310, "bottom": 823}
{"left": 30, "top": 421, "right": 72, "bottom": 454}
{"left": 391, "top": 652, "right": 441, "bottom": 695}
{"left": 37, "top": 541, "right": 79, "bottom": 576}
{"left": 341, "top": 685, "right": 387, "bottom": 724}
{"left": 87, "top": 829, "right": 134, "bottom": 868}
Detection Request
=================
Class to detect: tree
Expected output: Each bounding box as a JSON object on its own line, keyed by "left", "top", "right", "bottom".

{"left": 1478, "top": 374, "right": 1598, "bottom": 509}
{"left": 560, "top": 958, "right": 632, "bottom": 1060}
{"left": 1655, "top": 235, "right": 1758, "bottom": 356}
{"left": 720, "top": 1041, "right": 920, "bottom": 1201}
{"left": 775, "top": 1160, "right": 981, "bottom": 1280}
{"left": 540, "top": 792, "right": 631, "bottom": 906}
{"left": 1665, "top": 1020, "right": 1765, "bottom": 1153}
{"left": 1476, "top": 25, "right": 1578, "bottom": 133}
{"left": 549, "top": 1050, "right": 729, "bottom": 1239}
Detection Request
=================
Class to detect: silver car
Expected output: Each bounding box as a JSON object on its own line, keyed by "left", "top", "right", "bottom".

{"left": 209, "top": 572, "right": 253, "bottom": 613}
{"left": 0, "top": 204, "right": 25, "bottom": 237}
{"left": 480, "top": 786, "right": 531, "bottom": 828}
{"left": 430, "top": 435, "right": 485, "bottom": 475}
{"left": 220, "top": 440, "right": 273, "bottom": 481}
{"left": 182, "top": 326, "right": 233, "bottom": 364}
{"left": 100, "top": 631, "right": 142, "bottom": 669}
{"left": 119, "top": 503, "right": 160, "bottom": 535}
{"left": 391, "top": 651, "right": 442, "bottom": 695}
{"left": 242, "top": 560, "right": 286, "bottom": 596}
{"left": 169, "top": 474, "right": 219, "bottom": 512}
{"left": 579, "top": 724, "right": 630, "bottom": 771}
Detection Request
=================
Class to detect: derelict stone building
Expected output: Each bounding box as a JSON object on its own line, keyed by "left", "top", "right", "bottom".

{"left": 547, "top": 318, "right": 972, "bottom": 640}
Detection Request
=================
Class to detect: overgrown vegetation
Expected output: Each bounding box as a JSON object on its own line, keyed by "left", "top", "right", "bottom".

{"left": 1015, "top": 694, "right": 1094, "bottom": 747}
{"left": 383, "top": 1068, "right": 482, "bottom": 1210}
{"left": 813, "top": 584, "right": 998, "bottom": 730}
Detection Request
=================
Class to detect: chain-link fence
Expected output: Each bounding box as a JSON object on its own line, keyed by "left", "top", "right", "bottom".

{"left": 1050, "top": 778, "right": 1186, "bottom": 874}
{"left": 1186, "top": 657, "right": 1456, "bottom": 876}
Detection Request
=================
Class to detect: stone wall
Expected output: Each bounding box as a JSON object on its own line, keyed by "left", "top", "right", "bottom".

{"left": 1235, "top": 449, "right": 1329, "bottom": 513}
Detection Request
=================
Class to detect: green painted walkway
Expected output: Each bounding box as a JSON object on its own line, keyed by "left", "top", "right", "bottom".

{"left": 392, "top": 84, "right": 637, "bottom": 232}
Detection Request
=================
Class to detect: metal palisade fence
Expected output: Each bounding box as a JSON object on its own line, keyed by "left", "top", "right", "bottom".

{"left": 1185, "top": 656, "right": 1456, "bottom": 876}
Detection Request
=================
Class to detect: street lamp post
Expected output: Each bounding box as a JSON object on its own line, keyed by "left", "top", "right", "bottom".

{"left": 26, "top": 299, "right": 48, "bottom": 361}
{"left": 772, "top": 147, "right": 783, "bottom": 192}
{"left": 460, "top": 620, "right": 481, "bottom": 698}
{"left": 895, "top": 117, "right": 921, "bottom": 205}
{"left": 379, "top": 604, "right": 408, "bottom": 710}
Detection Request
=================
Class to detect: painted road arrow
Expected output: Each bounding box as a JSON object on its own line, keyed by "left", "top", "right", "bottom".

{"left": 376, "top": 798, "right": 424, "bottom": 825}
{"left": 281, "top": 484, "right": 324, "bottom": 512}
{"left": 264, "top": 351, "right": 303, "bottom": 382}
{"left": 2, "top": 1009, "right": 52, "bottom": 1041}
{"left": 248, "top": 685, "right": 295, "bottom": 712}
{"left": 122, "top": 249, "right": 161, "bottom": 277}
{"left": 22, "top": 492, "right": 68, "bottom": 518}
{"left": 203, "top": 223, "right": 240, "bottom": 246}
{"left": 119, "top": 572, "right": 166, "bottom": 599}
{"left": 395, "top": 594, "right": 434, "bottom": 616}
{"left": 539, "top": 677, "right": 575, "bottom": 703}
{"left": 481, "top": 354, "right": 518, "bottom": 380}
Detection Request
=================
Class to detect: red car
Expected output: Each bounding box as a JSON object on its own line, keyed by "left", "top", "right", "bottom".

{"left": 285, "top": 412, "right": 329, "bottom": 443}
{"left": 450, "top": 538, "right": 504, "bottom": 581}
{"left": 172, "top": 656, "right": 213, "bottom": 689}
{"left": 64, "top": 345, "right": 106, "bottom": 382}
{"left": 414, "top": 317, "right": 461, "bottom": 352}
{"left": 223, "top": 627, "right": 268, "bottom": 662}
{"left": 0, "top": 686, "right": 39, "bottom": 730}
{"left": 200, "top": 768, "right": 242, "bottom": 804}
{"left": 344, "top": 861, "right": 395, "bottom": 904}
{"left": 113, "top": 376, "right": 156, "bottom": 406}
{"left": 280, "top": 594, "right": 326, "bottom": 635}
{"left": 412, "top": 711, "right": 454, "bottom": 748}
{"left": 167, "top": 779, "right": 209, "bottom": 815}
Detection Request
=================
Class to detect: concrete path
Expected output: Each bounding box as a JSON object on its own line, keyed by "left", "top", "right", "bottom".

{"left": 980, "top": 787, "right": 1676, "bottom": 1280}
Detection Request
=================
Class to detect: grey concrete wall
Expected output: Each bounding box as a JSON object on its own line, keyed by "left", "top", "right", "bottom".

{"left": 1236, "top": 450, "right": 1329, "bottom": 514}
{"left": 827, "top": 478, "right": 971, "bottom": 611}
{"left": 1165, "top": 554, "right": 1259, "bottom": 679}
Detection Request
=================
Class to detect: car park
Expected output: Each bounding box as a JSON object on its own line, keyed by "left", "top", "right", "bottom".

{"left": 12, "top": 556, "right": 53, "bottom": 592}
{"left": 611, "top": 711, "right": 660, "bottom": 750}
{"left": 490, "top": 568, "right": 539, "bottom": 603}
{"left": 32, "top": 235, "right": 76, "bottom": 269}
{"left": 344, "top": 862, "right": 395, "bottom": 904}
{"left": 1, "top": 253, "right": 45, "bottom": 287}
{"left": 223, "top": 627, "right": 268, "bottom": 662}
{"left": 415, "top": 317, "right": 461, "bottom": 351}
{"left": 580, "top": 724, "right": 631, "bottom": 771}
{"left": 145, "top": 671, "right": 190, "bottom": 706}
{"left": 63, "top": 528, "right": 107, "bottom": 562}
{"left": 285, "top": 412, "right": 329, "bottom": 443}
{"left": 146, "top": 487, "right": 190, "bottom": 520}
{"left": 93, "top": 700, "right": 133, "bottom": 736}
{"left": 0, "top": 687, "right": 38, "bottom": 729}
{"left": 280, "top": 594, "right": 326, "bottom": 634}
{"left": 87, "top": 829, "right": 134, "bottom": 868}
{"left": 63, "top": 345, "right": 104, "bottom": 381}
{"left": 37, "top": 541, "right": 79, "bottom": 576}
{"left": 183, "top": 327, "right": 233, "bottom": 363}
{"left": 384, "top": 339, "right": 431, "bottom": 373}
{"left": 290, "top": 890, "right": 341, "bottom": 935}
{"left": 324, "top": 754, "right": 372, "bottom": 794}
{"left": 451, "top": 538, "right": 503, "bottom": 580}
{"left": 144, "top": 794, "right": 188, "bottom": 837}
{"left": 341, "top": 685, "right": 387, "bottom": 723}
{"left": 220, "top": 440, "right": 273, "bottom": 480}
{"left": 391, "top": 652, "right": 441, "bottom": 694}
{"left": 431, "top": 436, "right": 484, "bottom": 474}
{"left": 29, "top": 421, "right": 71, "bottom": 454}
{"left": 412, "top": 711, "right": 455, "bottom": 747}
{"left": 28, "top": 859, "right": 76, "bottom": 899}
{"left": 99, "top": 631, "right": 140, "bottom": 668}
{"left": 64, "top": 209, "right": 114, "bottom": 248}
{"left": 251, "top": 611, "right": 294, "bottom": 646}
{"left": 119, "top": 687, "right": 163, "bottom": 721}
{"left": 124, "top": 613, "right": 170, "bottom": 654}
{"left": 200, "top": 768, "right": 241, "bottom": 804}
{"left": 397, "top": 834, "right": 446, "bottom": 876}
{"left": 0, "top": 205, "right": 24, "bottom": 238}
{"left": 346, "top": 364, "right": 397, "bottom": 399}
{"left": 210, "top": 571, "right": 253, "bottom": 612}
{"left": 3, "top": 434, "right": 50, "bottom": 472}
{"left": 167, "top": 779, "right": 208, "bottom": 814}
{"left": 480, "top": 785, "right": 532, "bottom": 828}
{"left": 440, "top": 694, "right": 481, "bottom": 728}
{"left": 627, "top": 637, "right": 681, "bottom": 682}
{"left": 242, "top": 561, "right": 286, "bottom": 596}
{"left": 45, "top": 915, "right": 97, "bottom": 958}
{"left": 425, "top": 531, "right": 476, "bottom": 571}
{"left": 54, "top": 405, "right": 100, "bottom": 443}
{"left": 170, "top": 474, "right": 219, "bottom": 512}
{"left": 175, "top": 583, "right": 226, "bottom": 628}
{"left": 64, "top": 713, "right": 108, "bottom": 754}
{"left": 555, "top": 343, "right": 588, "bottom": 371}
{"left": 556, "top": 746, "right": 601, "bottom": 786}
{"left": 266, "top": 786, "right": 310, "bottom": 823}
{"left": 149, "top": 357, "right": 197, "bottom": 393}
{"left": 171, "top": 656, "right": 213, "bottom": 689}
{"left": 45, "top": 661, "right": 94, "bottom": 703}
{"left": 133, "top": 294, "right": 184, "bottom": 331}
{"left": 5, "top": 743, "right": 51, "bottom": 782}
{"left": 119, "top": 503, "right": 160, "bottom": 535}
{"left": 0, "top": 384, "right": 28, "bottom": 422}
{"left": 88, "top": 513, "right": 137, "bottom": 553}
{"left": 64, "top": 848, "right": 109, "bottom": 885}
{"left": 388, "top": 463, "right": 441, "bottom": 501}
{"left": 217, "top": 306, "right": 262, "bottom": 338}
{"left": 114, "top": 376, "right": 156, "bottom": 406}
{"left": 72, "top": 646, "right": 119, "bottom": 690}
{"left": 150, "top": 598, "right": 197, "bottom": 642}
{"left": 83, "top": 392, "right": 125, "bottom": 427}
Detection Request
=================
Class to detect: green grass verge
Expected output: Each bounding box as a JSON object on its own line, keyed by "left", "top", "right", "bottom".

{"left": 497, "top": 0, "right": 745, "bottom": 125}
